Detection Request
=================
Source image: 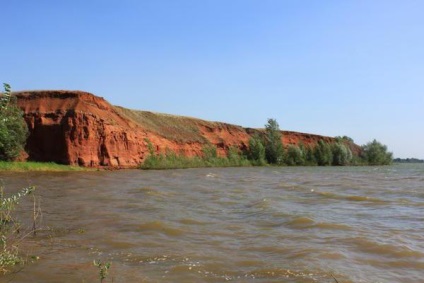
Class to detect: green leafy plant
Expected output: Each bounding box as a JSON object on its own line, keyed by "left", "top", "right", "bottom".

{"left": 331, "top": 142, "right": 353, "bottom": 166}
{"left": 0, "top": 186, "right": 34, "bottom": 224}
{"left": 0, "top": 83, "right": 29, "bottom": 161}
{"left": 226, "top": 146, "right": 250, "bottom": 166}
{"left": 141, "top": 143, "right": 251, "bottom": 169}
{"left": 314, "top": 139, "right": 333, "bottom": 166}
{"left": 202, "top": 144, "right": 218, "bottom": 160}
{"left": 0, "top": 186, "right": 35, "bottom": 273}
{"left": 93, "top": 260, "right": 111, "bottom": 283}
{"left": 247, "top": 134, "right": 266, "bottom": 165}
{"left": 0, "top": 236, "right": 21, "bottom": 274}
{"left": 285, "top": 144, "right": 305, "bottom": 166}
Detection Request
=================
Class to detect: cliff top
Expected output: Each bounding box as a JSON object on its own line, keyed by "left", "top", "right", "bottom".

{"left": 15, "top": 90, "right": 341, "bottom": 145}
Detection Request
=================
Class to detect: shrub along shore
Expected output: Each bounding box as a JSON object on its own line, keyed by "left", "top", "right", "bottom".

{"left": 140, "top": 119, "right": 393, "bottom": 170}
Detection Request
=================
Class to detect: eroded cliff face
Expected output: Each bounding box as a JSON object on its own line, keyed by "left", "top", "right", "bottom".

{"left": 15, "top": 91, "right": 359, "bottom": 168}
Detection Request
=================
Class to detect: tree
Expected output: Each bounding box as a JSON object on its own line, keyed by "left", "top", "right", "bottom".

{"left": 285, "top": 145, "right": 304, "bottom": 166}
{"left": 331, "top": 142, "right": 352, "bottom": 166}
{"left": 0, "top": 83, "right": 29, "bottom": 160}
{"left": 264, "top": 118, "right": 284, "bottom": 165}
{"left": 361, "top": 139, "right": 393, "bottom": 165}
{"left": 248, "top": 134, "right": 266, "bottom": 165}
{"left": 314, "top": 139, "right": 333, "bottom": 166}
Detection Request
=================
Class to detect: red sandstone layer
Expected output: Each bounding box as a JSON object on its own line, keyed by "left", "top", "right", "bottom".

{"left": 15, "top": 91, "right": 359, "bottom": 168}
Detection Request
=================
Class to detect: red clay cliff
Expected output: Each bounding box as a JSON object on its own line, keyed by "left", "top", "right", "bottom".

{"left": 15, "top": 91, "right": 359, "bottom": 168}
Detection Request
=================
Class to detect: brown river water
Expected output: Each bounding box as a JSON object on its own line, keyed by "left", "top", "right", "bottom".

{"left": 0, "top": 165, "right": 423, "bottom": 282}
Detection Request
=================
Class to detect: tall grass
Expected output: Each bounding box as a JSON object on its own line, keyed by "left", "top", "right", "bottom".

{"left": 0, "top": 161, "right": 88, "bottom": 172}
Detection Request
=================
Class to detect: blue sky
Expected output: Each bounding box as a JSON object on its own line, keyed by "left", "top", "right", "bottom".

{"left": 2, "top": 0, "right": 423, "bottom": 158}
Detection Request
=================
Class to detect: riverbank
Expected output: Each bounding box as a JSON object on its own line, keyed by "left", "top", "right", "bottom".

{"left": 0, "top": 161, "right": 90, "bottom": 172}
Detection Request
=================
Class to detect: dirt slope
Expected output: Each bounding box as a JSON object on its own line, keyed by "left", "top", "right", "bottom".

{"left": 15, "top": 90, "right": 358, "bottom": 168}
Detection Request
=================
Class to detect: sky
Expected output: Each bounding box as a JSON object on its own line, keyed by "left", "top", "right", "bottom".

{"left": 1, "top": 0, "right": 423, "bottom": 159}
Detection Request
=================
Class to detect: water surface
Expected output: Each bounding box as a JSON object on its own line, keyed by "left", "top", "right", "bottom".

{"left": 1, "top": 165, "right": 423, "bottom": 282}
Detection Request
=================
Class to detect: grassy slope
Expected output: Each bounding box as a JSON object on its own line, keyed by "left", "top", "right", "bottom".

{"left": 114, "top": 106, "right": 239, "bottom": 143}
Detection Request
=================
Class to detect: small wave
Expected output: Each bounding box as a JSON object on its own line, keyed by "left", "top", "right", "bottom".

{"left": 206, "top": 173, "right": 218, "bottom": 178}
{"left": 102, "top": 240, "right": 137, "bottom": 249}
{"left": 286, "top": 217, "right": 315, "bottom": 228}
{"left": 315, "top": 191, "right": 388, "bottom": 204}
{"left": 286, "top": 216, "right": 353, "bottom": 231}
{"left": 314, "top": 222, "right": 353, "bottom": 231}
{"left": 345, "top": 195, "right": 386, "bottom": 203}
{"left": 316, "top": 191, "right": 339, "bottom": 199}
{"left": 129, "top": 186, "right": 167, "bottom": 197}
{"left": 167, "top": 264, "right": 344, "bottom": 282}
{"left": 319, "top": 251, "right": 346, "bottom": 260}
{"left": 238, "top": 177, "right": 259, "bottom": 183}
{"left": 246, "top": 268, "right": 346, "bottom": 282}
{"left": 242, "top": 245, "right": 295, "bottom": 255}
{"left": 237, "top": 259, "right": 264, "bottom": 267}
{"left": 124, "top": 254, "right": 193, "bottom": 266}
{"left": 179, "top": 218, "right": 210, "bottom": 226}
{"left": 129, "top": 186, "right": 155, "bottom": 193}
{"left": 346, "top": 237, "right": 424, "bottom": 259}
{"left": 138, "top": 221, "right": 185, "bottom": 237}
{"left": 285, "top": 248, "right": 322, "bottom": 260}
{"left": 362, "top": 258, "right": 424, "bottom": 270}
{"left": 245, "top": 198, "right": 270, "bottom": 209}
{"left": 278, "top": 182, "right": 308, "bottom": 191}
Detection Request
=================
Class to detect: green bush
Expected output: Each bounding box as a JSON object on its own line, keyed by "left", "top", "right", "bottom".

{"left": 314, "top": 140, "right": 333, "bottom": 166}
{"left": 361, "top": 139, "right": 393, "bottom": 165}
{"left": 227, "top": 146, "right": 251, "bottom": 167}
{"left": 331, "top": 142, "right": 352, "bottom": 166}
{"left": 285, "top": 145, "right": 305, "bottom": 166}
{"left": 247, "top": 134, "right": 266, "bottom": 165}
{"left": 302, "top": 145, "right": 317, "bottom": 166}
{"left": 202, "top": 144, "right": 218, "bottom": 160}
{"left": 0, "top": 84, "right": 29, "bottom": 161}
{"left": 140, "top": 142, "right": 252, "bottom": 169}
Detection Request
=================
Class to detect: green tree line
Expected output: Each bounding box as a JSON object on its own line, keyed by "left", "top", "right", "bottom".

{"left": 246, "top": 119, "right": 357, "bottom": 166}
{"left": 246, "top": 119, "right": 392, "bottom": 166}
{"left": 141, "top": 118, "right": 393, "bottom": 169}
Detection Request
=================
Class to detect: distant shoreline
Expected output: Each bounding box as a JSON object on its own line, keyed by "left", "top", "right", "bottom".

{"left": 393, "top": 158, "right": 424, "bottom": 163}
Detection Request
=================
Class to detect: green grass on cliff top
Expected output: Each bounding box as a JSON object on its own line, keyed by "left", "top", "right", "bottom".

{"left": 113, "top": 106, "right": 246, "bottom": 143}
{"left": 114, "top": 106, "right": 208, "bottom": 143}
{"left": 0, "top": 161, "right": 88, "bottom": 172}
